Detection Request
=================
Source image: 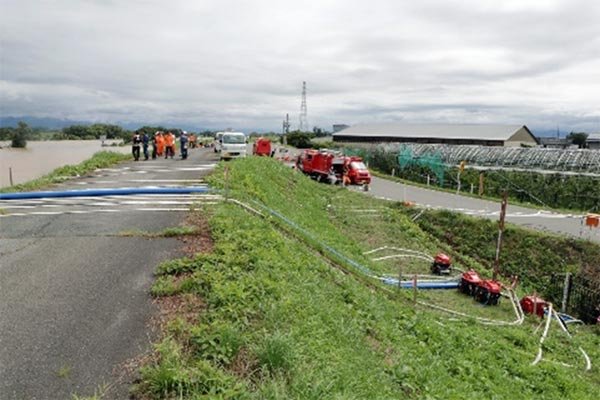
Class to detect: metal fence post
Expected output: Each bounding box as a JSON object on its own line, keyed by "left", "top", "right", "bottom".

{"left": 561, "top": 272, "right": 572, "bottom": 313}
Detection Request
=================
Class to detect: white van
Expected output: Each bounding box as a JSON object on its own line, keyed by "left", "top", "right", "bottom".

{"left": 220, "top": 132, "right": 247, "bottom": 160}
{"left": 214, "top": 132, "right": 224, "bottom": 153}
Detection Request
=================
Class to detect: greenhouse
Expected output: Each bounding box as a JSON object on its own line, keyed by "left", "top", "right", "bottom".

{"left": 377, "top": 144, "right": 600, "bottom": 176}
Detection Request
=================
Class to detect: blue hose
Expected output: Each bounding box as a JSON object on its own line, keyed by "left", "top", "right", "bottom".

{"left": 380, "top": 277, "right": 458, "bottom": 289}
{"left": 0, "top": 186, "right": 210, "bottom": 200}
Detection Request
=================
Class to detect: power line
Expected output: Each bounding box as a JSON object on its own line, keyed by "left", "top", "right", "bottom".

{"left": 299, "top": 81, "right": 308, "bottom": 132}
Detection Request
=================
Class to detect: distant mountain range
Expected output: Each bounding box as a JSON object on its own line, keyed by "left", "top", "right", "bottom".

{"left": 0, "top": 116, "right": 92, "bottom": 130}
{"left": 0, "top": 116, "right": 267, "bottom": 133}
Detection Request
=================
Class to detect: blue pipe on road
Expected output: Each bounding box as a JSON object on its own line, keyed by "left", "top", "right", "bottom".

{"left": 0, "top": 186, "right": 210, "bottom": 200}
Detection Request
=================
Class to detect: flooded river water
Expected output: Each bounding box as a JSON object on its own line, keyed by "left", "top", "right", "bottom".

{"left": 0, "top": 140, "right": 129, "bottom": 188}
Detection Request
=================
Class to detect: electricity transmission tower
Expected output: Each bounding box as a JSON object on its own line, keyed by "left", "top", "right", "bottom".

{"left": 299, "top": 81, "right": 308, "bottom": 132}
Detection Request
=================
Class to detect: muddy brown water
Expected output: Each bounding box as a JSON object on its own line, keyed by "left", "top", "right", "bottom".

{"left": 0, "top": 140, "right": 130, "bottom": 188}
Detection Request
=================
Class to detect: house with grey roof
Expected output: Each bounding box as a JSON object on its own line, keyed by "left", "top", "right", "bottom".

{"left": 587, "top": 133, "right": 600, "bottom": 150}
{"left": 332, "top": 123, "right": 539, "bottom": 147}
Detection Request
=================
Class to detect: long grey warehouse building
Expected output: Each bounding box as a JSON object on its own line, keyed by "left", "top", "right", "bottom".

{"left": 333, "top": 123, "right": 539, "bottom": 147}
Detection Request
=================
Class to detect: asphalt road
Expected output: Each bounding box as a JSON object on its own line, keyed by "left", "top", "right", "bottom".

{"left": 367, "top": 176, "right": 599, "bottom": 243}
{"left": 0, "top": 147, "right": 219, "bottom": 399}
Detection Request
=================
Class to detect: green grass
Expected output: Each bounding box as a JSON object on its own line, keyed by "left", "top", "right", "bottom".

{"left": 118, "top": 226, "right": 198, "bottom": 238}
{"left": 0, "top": 151, "right": 130, "bottom": 193}
{"left": 137, "top": 157, "right": 600, "bottom": 399}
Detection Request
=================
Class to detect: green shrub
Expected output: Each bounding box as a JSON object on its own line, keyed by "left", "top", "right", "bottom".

{"left": 255, "top": 333, "right": 294, "bottom": 374}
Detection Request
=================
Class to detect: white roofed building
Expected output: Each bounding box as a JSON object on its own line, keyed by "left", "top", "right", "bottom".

{"left": 332, "top": 123, "right": 538, "bottom": 147}
{"left": 587, "top": 133, "right": 600, "bottom": 150}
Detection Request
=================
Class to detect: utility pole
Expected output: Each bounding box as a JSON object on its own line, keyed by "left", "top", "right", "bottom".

{"left": 493, "top": 191, "right": 508, "bottom": 280}
{"left": 282, "top": 113, "right": 290, "bottom": 146}
{"left": 282, "top": 113, "right": 290, "bottom": 134}
{"left": 478, "top": 172, "right": 485, "bottom": 197}
{"left": 299, "top": 81, "right": 308, "bottom": 132}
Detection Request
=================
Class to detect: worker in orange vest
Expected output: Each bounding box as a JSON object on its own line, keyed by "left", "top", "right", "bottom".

{"left": 165, "top": 131, "right": 176, "bottom": 159}
{"left": 156, "top": 132, "right": 165, "bottom": 157}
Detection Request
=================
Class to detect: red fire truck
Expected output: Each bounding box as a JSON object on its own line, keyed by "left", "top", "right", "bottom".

{"left": 253, "top": 137, "right": 272, "bottom": 156}
{"left": 296, "top": 150, "right": 371, "bottom": 185}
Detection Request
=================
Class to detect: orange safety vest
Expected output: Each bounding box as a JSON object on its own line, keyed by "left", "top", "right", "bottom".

{"left": 156, "top": 135, "right": 165, "bottom": 154}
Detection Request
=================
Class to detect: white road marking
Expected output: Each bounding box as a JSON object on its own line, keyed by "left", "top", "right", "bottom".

{"left": 118, "top": 200, "right": 193, "bottom": 205}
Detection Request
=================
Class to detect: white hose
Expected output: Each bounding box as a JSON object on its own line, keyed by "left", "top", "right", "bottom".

{"left": 372, "top": 254, "right": 434, "bottom": 262}
{"left": 417, "top": 288, "right": 524, "bottom": 326}
{"left": 226, "top": 198, "right": 264, "bottom": 217}
{"left": 552, "top": 310, "right": 592, "bottom": 371}
{"left": 532, "top": 303, "right": 553, "bottom": 366}
{"left": 363, "top": 246, "right": 433, "bottom": 259}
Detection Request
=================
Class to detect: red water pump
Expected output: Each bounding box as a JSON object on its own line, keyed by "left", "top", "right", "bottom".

{"left": 459, "top": 269, "right": 481, "bottom": 296}
{"left": 474, "top": 279, "right": 502, "bottom": 305}
{"left": 431, "top": 253, "right": 452, "bottom": 275}
{"left": 459, "top": 269, "right": 502, "bottom": 305}
{"left": 520, "top": 295, "right": 548, "bottom": 317}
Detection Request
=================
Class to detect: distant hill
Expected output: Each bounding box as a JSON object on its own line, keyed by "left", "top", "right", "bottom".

{"left": 0, "top": 116, "right": 91, "bottom": 130}
{"left": 0, "top": 115, "right": 263, "bottom": 133}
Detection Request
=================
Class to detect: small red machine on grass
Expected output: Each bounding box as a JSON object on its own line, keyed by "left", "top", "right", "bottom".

{"left": 520, "top": 295, "right": 548, "bottom": 318}
{"left": 459, "top": 269, "right": 482, "bottom": 296}
{"left": 474, "top": 279, "right": 502, "bottom": 305}
{"left": 253, "top": 137, "right": 272, "bottom": 156}
{"left": 431, "top": 253, "right": 452, "bottom": 275}
{"left": 459, "top": 269, "right": 502, "bottom": 305}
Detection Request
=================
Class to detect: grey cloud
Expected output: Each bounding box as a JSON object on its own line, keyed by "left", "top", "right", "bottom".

{"left": 1, "top": 0, "right": 599, "bottom": 132}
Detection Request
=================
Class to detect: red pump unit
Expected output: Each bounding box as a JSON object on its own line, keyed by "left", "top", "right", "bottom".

{"left": 475, "top": 279, "right": 502, "bottom": 305}
{"left": 520, "top": 295, "right": 548, "bottom": 317}
{"left": 459, "top": 269, "right": 481, "bottom": 296}
{"left": 431, "top": 253, "right": 452, "bottom": 275}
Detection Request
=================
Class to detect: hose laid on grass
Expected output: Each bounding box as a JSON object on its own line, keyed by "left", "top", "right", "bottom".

{"left": 417, "top": 287, "right": 524, "bottom": 326}
{"left": 363, "top": 246, "right": 433, "bottom": 259}
{"left": 236, "top": 199, "right": 532, "bottom": 327}
{"left": 531, "top": 305, "right": 591, "bottom": 371}
{"left": 372, "top": 254, "right": 434, "bottom": 263}
{"left": 249, "top": 199, "right": 461, "bottom": 289}
{"left": 0, "top": 186, "right": 211, "bottom": 200}
{"left": 228, "top": 198, "right": 590, "bottom": 366}
{"left": 532, "top": 303, "right": 554, "bottom": 366}
{"left": 553, "top": 310, "right": 592, "bottom": 371}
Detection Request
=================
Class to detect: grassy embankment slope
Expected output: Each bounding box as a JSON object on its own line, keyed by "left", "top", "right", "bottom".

{"left": 0, "top": 151, "right": 130, "bottom": 193}
{"left": 138, "top": 157, "right": 599, "bottom": 399}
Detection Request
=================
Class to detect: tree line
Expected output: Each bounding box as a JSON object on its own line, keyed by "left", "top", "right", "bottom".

{"left": 0, "top": 122, "right": 222, "bottom": 148}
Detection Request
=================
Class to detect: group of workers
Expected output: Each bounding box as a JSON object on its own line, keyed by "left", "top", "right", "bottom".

{"left": 131, "top": 131, "right": 197, "bottom": 161}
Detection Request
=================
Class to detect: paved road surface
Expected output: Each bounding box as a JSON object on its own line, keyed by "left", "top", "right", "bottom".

{"left": 367, "top": 176, "right": 599, "bottom": 243}
{"left": 0, "top": 147, "right": 219, "bottom": 399}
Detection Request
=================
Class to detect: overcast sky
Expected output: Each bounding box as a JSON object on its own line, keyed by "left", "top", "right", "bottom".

{"left": 1, "top": 0, "right": 599, "bottom": 133}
